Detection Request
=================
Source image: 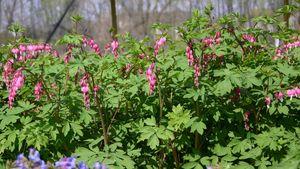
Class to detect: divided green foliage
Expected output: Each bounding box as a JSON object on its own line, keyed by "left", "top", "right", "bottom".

{"left": 0, "top": 4, "right": 299, "bottom": 169}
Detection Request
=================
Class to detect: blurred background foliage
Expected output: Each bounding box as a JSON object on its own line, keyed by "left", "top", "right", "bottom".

{"left": 0, "top": 0, "right": 299, "bottom": 44}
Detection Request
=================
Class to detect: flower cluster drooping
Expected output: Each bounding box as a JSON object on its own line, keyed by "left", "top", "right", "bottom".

{"left": 274, "top": 92, "right": 284, "bottom": 102}
{"left": 185, "top": 42, "right": 201, "bottom": 87}
{"left": 186, "top": 45, "right": 194, "bottom": 66}
{"left": 11, "top": 43, "right": 57, "bottom": 61}
{"left": 125, "top": 63, "right": 132, "bottom": 73}
{"left": 8, "top": 68, "right": 25, "bottom": 108}
{"left": 82, "top": 36, "right": 101, "bottom": 56}
{"left": 244, "top": 111, "right": 251, "bottom": 131}
{"left": 82, "top": 36, "right": 102, "bottom": 56}
{"left": 202, "top": 32, "right": 221, "bottom": 47}
{"left": 34, "top": 81, "right": 43, "bottom": 101}
{"left": 265, "top": 87, "right": 300, "bottom": 108}
{"left": 154, "top": 37, "right": 166, "bottom": 56}
{"left": 242, "top": 34, "right": 256, "bottom": 43}
{"left": 111, "top": 40, "right": 119, "bottom": 59}
{"left": 2, "top": 59, "right": 14, "bottom": 88}
{"left": 274, "top": 40, "right": 300, "bottom": 59}
{"left": 64, "top": 44, "right": 73, "bottom": 64}
{"left": 146, "top": 63, "right": 156, "bottom": 95}
{"left": 193, "top": 58, "right": 200, "bottom": 87}
{"left": 286, "top": 87, "right": 300, "bottom": 100}
{"left": 80, "top": 73, "right": 90, "bottom": 109}
{"left": 93, "top": 85, "right": 100, "bottom": 99}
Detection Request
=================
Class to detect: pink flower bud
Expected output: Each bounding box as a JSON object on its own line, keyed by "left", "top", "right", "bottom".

{"left": 11, "top": 48, "right": 19, "bottom": 55}
{"left": 274, "top": 92, "right": 284, "bottom": 102}
{"left": 265, "top": 96, "right": 271, "bottom": 108}
{"left": 19, "top": 45, "right": 26, "bottom": 52}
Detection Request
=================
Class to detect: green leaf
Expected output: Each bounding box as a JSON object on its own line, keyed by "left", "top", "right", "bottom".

{"left": 200, "top": 156, "right": 210, "bottom": 166}
{"left": 71, "top": 123, "right": 83, "bottom": 136}
{"left": 62, "top": 122, "right": 70, "bottom": 136}
{"left": 239, "top": 147, "right": 262, "bottom": 159}
{"left": 191, "top": 121, "right": 206, "bottom": 135}
{"left": 214, "top": 144, "right": 231, "bottom": 156}
{"left": 182, "top": 162, "right": 198, "bottom": 169}
{"left": 148, "top": 134, "right": 159, "bottom": 150}
{"left": 214, "top": 78, "right": 233, "bottom": 96}
{"left": 277, "top": 106, "right": 289, "bottom": 115}
{"left": 144, "top": 117, "right": 156, "bottom": 126}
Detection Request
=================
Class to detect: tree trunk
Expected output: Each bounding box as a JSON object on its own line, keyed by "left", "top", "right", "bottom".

{"left": 284, "top": 0, "right": 290, "bottom": 28}
{"left": 110, "top": 0, "right": 118, "bottom": 39}
{"left": 227, "top": 0, "right": 233, "bottom": 13}
{"left": 46, "top": 0, "right": 75, "bottom": 43}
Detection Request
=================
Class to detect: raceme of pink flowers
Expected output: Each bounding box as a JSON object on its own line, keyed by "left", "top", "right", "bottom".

{"left": 64, "top": 44, "right": 73, "bottom": 64}
{"left": 111, "top": 40, "right": 119, "bottom": 59}
{"left": 242, "top": 34, "right": 256, "bottom": 43}
{"left": 202, "top": 31, "right": 221, "bottom": 47}
{"left": 80, "top": 73, "right": 90, "bottom": 109}
{"left": 82, "top": 36, "right": 102, "bottom": 56}
{"left": 286, "top": 87, "right": 300, "bottom": 100}
{"left": 154, "top": 37, "right": 166, "bottom": 56}
{"left": 2, "top": 59, "right": 14, "bottom": 88}
{"left": 11, "top": 43, "right": 57, "bottom": 62}
{"left": 93, "top": 85, "right": 100, "bottom": 98}
{"left": 265, "top": 87, "right": 300, "bottom": 108}
{"left": 186, "top": 45, "right": 194, "bottom": 66}
{"left": 146, "top": 63, "right": 156, "bottom": 95}
{"left": 34, "top": 81, "right": 43, "bottom": 101}
{"left": 274, "top": 40, "right": 300, "bottom": 59}
{"left": 8, "top": 68, "right": 25, "bottom": 108}
{"left": 185, "top": 43, "right": 201, "bottom": 87}
{"left": 193, "top": 58, "right": 200, "bottom": 87}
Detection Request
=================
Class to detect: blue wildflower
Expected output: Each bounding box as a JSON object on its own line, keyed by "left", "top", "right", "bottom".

{"left": 55, "top": 157, "right": 76, "bottom": 169}
{"left": 93, "top": 162, "right": 107, "bottom": 169}
{"left": 78, "top": 161, "right": 89, "bottom": 169}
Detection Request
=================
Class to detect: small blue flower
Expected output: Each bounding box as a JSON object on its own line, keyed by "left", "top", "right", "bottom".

{"left": 28, "top": 148, "right": 41, "bottom": 162}
{"left": 93, "top": 162, "right": 107, "bottom": 169}
{"left": 78, "top": 161, "right": 89, "bottom": 169}
{"left": 55, "top": 157, "right": 76, "bottom": 169}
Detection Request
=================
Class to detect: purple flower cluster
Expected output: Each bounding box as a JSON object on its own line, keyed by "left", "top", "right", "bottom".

{"left": 55, "top": 157, "right": 76, "bottom": 169}
{"left": 13, "top": 148, "right": 108, "bottom": 169}
{"left": 14, "top": 148, "right": 48, "bottom": 169}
